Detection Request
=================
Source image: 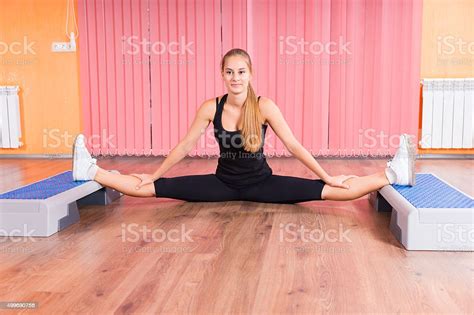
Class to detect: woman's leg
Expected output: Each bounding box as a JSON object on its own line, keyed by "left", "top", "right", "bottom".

{"left": 93, "top": 170, "right": 241, "bottom": 201}
{"left": 92, "top": 166, "right": 390, "bottom": 201}
{"left": 239, "top": 170, "right": 390, "bottom": 204}
{"left": 93, "top": 168, "right": 157, "bottom": 197}
{"left": 72, "top": 134, "right": 239, "bottom": 201}
{"left": 321, "top": 170, "right": 390, "bottom": 201}
{"left": 154, "top": 174, "right": 240, "bottom": 202}
{"left": 239, "top": 175, "right": 327, "bottom": 204}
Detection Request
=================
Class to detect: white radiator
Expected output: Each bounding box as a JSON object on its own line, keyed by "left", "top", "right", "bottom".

{"left": 421, "top": 78, "right": 473, "bottom": 149}
{"left": 0, "top": 86, "right": 22, "bottom": 149}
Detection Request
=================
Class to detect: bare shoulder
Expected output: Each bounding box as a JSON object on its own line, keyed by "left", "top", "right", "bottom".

{"left": 258, "top": 96, "right": 280, "bottom": 123}
{"left": 198, "top": 97, "right": 219, "bottom": 121}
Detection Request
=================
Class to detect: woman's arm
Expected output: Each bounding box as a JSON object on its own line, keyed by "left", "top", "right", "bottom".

{"left": 260, "top": 97, "right": 355, "bottom": 188}
{"left": 150, "top": 99, "right": 215, "bottom": 180}
{"left": 132, "top": 99, "right": 215, "bottom": 189}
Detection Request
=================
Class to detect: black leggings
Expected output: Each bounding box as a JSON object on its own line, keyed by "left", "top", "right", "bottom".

{"left": 154, "top": 174, "right": 326, "bottom": 204}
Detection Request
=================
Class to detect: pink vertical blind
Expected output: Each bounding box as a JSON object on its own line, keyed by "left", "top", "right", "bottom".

{"left": 236, "top": 0, "right": 332, "bottom": 156}
{"left": 149, "top": 0, "right": 221, "bottom": 156}
{"left": 78, "top": 0, "right": 423, "bottom": 157}
{"left": 78, "top": 0, "right": 221, "bottom": 156}
{"left": 226, "top": 0, "right": 422, "bottom": 156}
{"left": 328, "top": 0, "right": 423, "bottom": 156}
{"left": 78, "top": 0, "right": 150, "bottom": 156}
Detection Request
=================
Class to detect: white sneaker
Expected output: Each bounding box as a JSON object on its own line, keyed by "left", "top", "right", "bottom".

{"left": 385, "top": 134, "right": 417, "bottom": 186}
{"left": 72, "top": 134, "right": 98, "bottom": 181}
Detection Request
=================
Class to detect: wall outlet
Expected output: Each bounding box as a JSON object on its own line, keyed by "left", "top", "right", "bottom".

{"left": 52, "top": 41, "right": 76, "bottom": 52}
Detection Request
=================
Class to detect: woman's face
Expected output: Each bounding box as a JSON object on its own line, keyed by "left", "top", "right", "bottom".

{"left": 222, "top": 56, "right": 252, "bottom": 95}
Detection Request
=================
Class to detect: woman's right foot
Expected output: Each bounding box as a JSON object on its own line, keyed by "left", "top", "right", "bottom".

{"left": 72, "top": 134, "right": 99, "bottom": 181}
{"left": 384, "top": 134, "right": 417, "bottom": 186}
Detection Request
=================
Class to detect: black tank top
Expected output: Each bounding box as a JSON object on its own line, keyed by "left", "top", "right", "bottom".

{"left": 213, "top": 94, "right": 273, "bottom": 189}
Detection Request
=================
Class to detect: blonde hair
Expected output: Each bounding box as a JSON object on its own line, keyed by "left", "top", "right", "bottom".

{"left": 220, "top": 48, "right": 263, "bottom": 153}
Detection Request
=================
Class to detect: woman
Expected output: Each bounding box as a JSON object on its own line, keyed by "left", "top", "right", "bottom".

{"left": 72, "top": 48, "right": 416, "bottom": 203}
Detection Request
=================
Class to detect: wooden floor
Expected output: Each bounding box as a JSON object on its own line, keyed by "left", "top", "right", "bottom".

{"left": 0, "top": 157, "right": 472, "bottom": 314}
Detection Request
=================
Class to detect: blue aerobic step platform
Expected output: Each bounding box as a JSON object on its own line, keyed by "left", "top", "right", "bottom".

{"left": 370, "top": 173, "right": 474, "bottom": 251}
{"left": 0, "top": 171, "right": 121, "bottom": 237}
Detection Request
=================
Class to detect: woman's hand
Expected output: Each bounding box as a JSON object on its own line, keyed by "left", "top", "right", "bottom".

{"left": 130, "top": 173, "right": 156, "bottom": 190}
{"left": 324, "top": 175, "right": 358, "bottom": 189}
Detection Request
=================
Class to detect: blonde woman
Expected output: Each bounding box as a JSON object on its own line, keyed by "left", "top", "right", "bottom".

{"left": 72, "top": 48, "right": 416, "bottom": 203}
